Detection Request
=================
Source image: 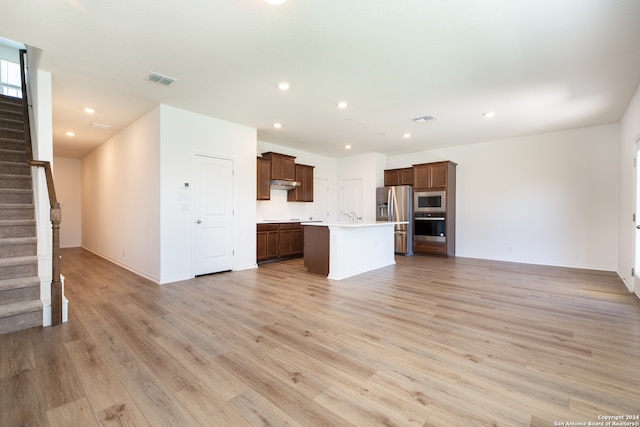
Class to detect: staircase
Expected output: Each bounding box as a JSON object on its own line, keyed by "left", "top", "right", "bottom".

{"left": 0, "top": 94, "right": 41, "bottom": 334}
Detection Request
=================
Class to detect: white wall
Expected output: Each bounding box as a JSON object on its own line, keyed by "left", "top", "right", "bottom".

{"left": 389, "top": 124, "right": 619, "bottom": 270}
{"left": 81, "top": 105, "right": 257, "bottom": 284}
{"left": 82, "top": 107, "right": 162, "bottom": 282}
{"left": 257, "top": 141, "right": 338, "bottom": 221}
{"left": 617, "top": 84, "right": 640, "bottom": 292}
{"left": 53, "top": 157, "right": 81, "bottom": 248}
{"left": 160, "top": 105, "right": 257, "bottom": 283}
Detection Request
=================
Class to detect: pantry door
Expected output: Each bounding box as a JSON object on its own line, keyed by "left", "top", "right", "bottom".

{"left": 192, "top": 154, "right": 234, "bottom": 276}
{"left": 340, "top": 178, "right": 363, "bottom": 221}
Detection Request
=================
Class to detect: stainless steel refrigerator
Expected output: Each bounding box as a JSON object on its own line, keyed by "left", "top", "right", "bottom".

{"left": 376, "top": 185, "right": 413, "bottom": 255}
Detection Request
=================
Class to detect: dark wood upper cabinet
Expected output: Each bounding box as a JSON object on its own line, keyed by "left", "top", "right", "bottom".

{"left": 399, "top": 168, "right": 414, "bottom": 185}
{"left": 384, "top": 167, "right": 414, "bottom": 186}
{"left": 288, "top": 164, "right": 314, "bottom": 202}
{"left": 413, "top": 161, "right": 455, "bottom": 190}
{"left": 256, "top": 156, "right": 271, "bottom": 200}
{"left": 261, "top": 152, "right": 296, "bottom": 181}
{"left": 384, "top": 169, "right": 400, "bottom": 186}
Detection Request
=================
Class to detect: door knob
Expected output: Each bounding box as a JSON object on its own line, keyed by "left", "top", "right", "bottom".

{"left": 196, "top": 219, "right": 202, "bottom": 224}
{"left": 637, "top": 224, "right": 640, "bottom": 229}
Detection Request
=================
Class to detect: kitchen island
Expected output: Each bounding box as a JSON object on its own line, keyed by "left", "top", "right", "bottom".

{"left": 301, "top": 221, "right": 403, "bottom": 280}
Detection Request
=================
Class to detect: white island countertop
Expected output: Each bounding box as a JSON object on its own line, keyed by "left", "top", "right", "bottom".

{"left": 301, "top": 221, "right": 407, "bottom": 227}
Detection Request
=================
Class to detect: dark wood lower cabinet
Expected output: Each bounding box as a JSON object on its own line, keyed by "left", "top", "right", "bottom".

{"left": 257, "top": 224, "right": 279, "bottom": 262}
{"left": 413, "top": 241, "right": 449, "bottom": 256}
{"left": 257, "top": 222, "right": 304, "bottom": 263}
{"left": 302, "top": 225, "right": 329, "bottom": 276}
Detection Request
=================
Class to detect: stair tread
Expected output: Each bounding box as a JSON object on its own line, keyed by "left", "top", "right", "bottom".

{"left": 0, "top": 276, "right": 39, "bottom": 291}
{"left": 0, "top": 188, "right": 32, "bottom": 193}
{"left": 0, "top": 300, "right": 42, "bottom": 318}
{"left": 0, "top": 236, "right": 37, "bottom": 244}
{"left": 0, "top": 219, "right": 36, "bottom": 224}
{"left": 0, "top": 174, "right": 31, "bottom": 179}
{"left": 0, "top": 256, "right": 38, "bottom": 267}
{"left": 0, "top": 203, "right": 34, "bottom": 208}
{"left": 0, "top": 219, "right": 36, "bottom": 225}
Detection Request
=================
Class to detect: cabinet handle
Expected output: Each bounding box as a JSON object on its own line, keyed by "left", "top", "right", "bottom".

{"left": 196, "top": 219, "right": 202, "bottom": 224}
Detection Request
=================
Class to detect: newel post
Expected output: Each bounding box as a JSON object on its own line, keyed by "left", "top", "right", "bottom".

{"left": 50, "top": 202, "right": 62, "bottom": 325}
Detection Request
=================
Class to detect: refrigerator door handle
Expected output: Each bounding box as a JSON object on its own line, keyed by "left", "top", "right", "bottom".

{"left": 388, "top": 188, "right": 394, "bottom": 221}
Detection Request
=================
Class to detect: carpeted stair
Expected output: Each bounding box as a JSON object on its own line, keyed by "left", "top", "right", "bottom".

{"left": 0, "top": 93, "right": 41, "bottom": 334}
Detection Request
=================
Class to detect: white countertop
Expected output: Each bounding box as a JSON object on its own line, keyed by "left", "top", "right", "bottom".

{"left": 301, "top": 221, "right": 407, "bottom": 227}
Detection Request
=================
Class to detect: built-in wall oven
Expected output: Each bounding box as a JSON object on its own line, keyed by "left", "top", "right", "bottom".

{"left": 414, "top": 212, "right": 446, "bottom": 243}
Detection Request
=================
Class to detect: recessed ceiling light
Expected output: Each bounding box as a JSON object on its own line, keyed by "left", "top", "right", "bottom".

{"left": 265, "top": 0, "right": 286, "bottom": 4}
{"left": 277, "top": 82, "right": 290, "bottom": 91}
{"left": 483, "top": 111, "right": 496, "bottom": 118}
{"left": 273, "top": 122, "right": 282, "bottom": 129}
{"left": 403, "top": 133, "right": 411, "bottom": 139}
{"left": 337, "top": 101, "right": 348, "bottom": 109}
{"left": 65, "top": 131, "right": 75, "bottom": 137}
{"left": 84, "top": 107, "right": 95, "bottom": 114}
{"left": 345, "top": 144, "right": 352, "bottom": 149}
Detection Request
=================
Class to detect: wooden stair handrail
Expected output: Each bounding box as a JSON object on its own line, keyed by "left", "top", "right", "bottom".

{"left": 19, "top": 49, "right": 62, "bottom": 326}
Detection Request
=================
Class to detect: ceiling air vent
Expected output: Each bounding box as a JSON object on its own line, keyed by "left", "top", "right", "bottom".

{"left": 147, "top": 72, "right": 176, "bottom": 86}
{"left": 90, "top": 122, "right": 112, "bottom": 129}
{"left": 412, "top": 114, "right": 436, "bottom": 124}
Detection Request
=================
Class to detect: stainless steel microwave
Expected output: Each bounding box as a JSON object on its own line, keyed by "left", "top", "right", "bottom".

{"left": 414, "top": 190, "right": 446, "bottom": 213}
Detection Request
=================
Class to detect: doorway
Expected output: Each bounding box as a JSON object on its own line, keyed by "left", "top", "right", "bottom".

{"left": 634, "top": 137, "right": 640, "bottom": 300}
{"left": 633, "top": 136, "right": 640, "bottom": 298}
{"left": 192, "top": 154, "right": 234, "bottom": 276}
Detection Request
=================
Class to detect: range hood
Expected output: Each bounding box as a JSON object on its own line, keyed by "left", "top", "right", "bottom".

{"left": 270, "top": 179, "right": 301, "bottom": 191}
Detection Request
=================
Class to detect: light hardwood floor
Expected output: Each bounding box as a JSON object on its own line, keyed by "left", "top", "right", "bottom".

{"left": 1, "top": 248, "right": 639, "bottom": 426}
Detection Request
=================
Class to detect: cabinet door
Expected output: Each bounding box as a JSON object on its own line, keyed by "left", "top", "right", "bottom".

{"left": 429, "top": 162, "right": 448, "bottom": 189}
{"left": 384, "top": 169, "right": 400, "bottom": 186}
{"left": 257, "top": 224, "right": 280, "bottom": 261}
{"left": 257, "top": 231, "right": 279, "bottom": 261}
{"left": 256, "top": 157, "right": 271, "bottom": 200}
{"left": 288, "top": 164, "right": 314, "bottom": 202}
{"left": 282, "top": 157, "right": 296, "bottom": 181}
{"left": 302, "top": 165, "right": 314, "bottom": 202}
{"left": 399, "top": 168, "right": 414, "bottom": 185}
{"left": 279, "top": 229, "right": 294, "bottom": 257}
{"left": 413, "top": 165, "right": 430, "bottom": 190}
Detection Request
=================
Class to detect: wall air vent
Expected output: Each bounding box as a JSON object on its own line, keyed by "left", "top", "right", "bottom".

{"left": 147, "top": 72, "right": 176, "bottom": 86}
{"left": 412, "top": 114, "right": 436, "bottom": 124}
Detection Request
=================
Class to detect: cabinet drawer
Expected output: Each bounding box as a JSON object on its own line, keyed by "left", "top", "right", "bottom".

{"left": 280, "top": 222, "right": 302, "bottom": 230}
{"left": 257, "top": 224, "right": 280, "bottom": 232}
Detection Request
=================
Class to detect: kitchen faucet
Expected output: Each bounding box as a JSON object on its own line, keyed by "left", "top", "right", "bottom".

{"left": 343, "top": 211, "right": 359, "bottom": 223}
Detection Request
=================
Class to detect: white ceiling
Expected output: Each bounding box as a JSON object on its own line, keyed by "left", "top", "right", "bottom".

{"left": 2, "top": 0, "right": 640, "bottom": 159}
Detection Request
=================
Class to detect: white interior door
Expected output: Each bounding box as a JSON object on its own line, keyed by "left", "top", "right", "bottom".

{"left": 193, "top": 154, "right": 234, "bottom": 276}
{"left": 340, "top": 178, "right": 363, "bottom": 221}
{"left": 310, "top": 178, "right": 329, "bottom": 221}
